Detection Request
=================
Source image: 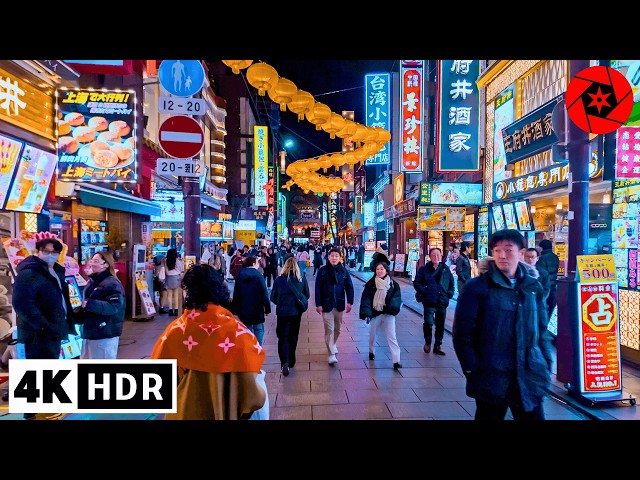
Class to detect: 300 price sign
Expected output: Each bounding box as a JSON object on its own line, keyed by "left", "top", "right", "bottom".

{"left": 576, "top": 254, "right": 617, "bottom": 284}
{"left": 8, "top": 359, "right": 176, "bottom": 414}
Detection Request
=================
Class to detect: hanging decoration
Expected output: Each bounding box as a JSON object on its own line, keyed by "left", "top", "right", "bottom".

{"left": 222, "top": 60, "right": 391, "bottom": 194}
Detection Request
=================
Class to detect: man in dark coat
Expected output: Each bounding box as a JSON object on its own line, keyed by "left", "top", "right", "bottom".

{"left": 455, "top": 241, "right": 472, "bottom": 296}
{"left": 537, "top": 239, "right": 560, "bottom": 318}
{"left": 231, "top": 256, "right": 271, "bottom": 345}
{"left": 12, "top": 238, "right": 76, "bottom": 419}
{"left": 315, "top": 247, "right": 354, "bottom": 365}
{"left": 357, "top": 244, "right": 365, "bottom": 271}
{"left": 414, "top": 247, "right": 455, "bottom": 355}
{"left": 524, "top": 247, "right": 551, "bottom": 303}
{"left": 452, "top": 229, "right": 553, "bottom": 420}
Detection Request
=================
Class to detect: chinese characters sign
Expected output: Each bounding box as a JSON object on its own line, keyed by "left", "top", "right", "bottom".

{"left": 364, "top": 73, "right": 390, "bottom": 165}
{"left": 437, "top": 60, "right": 480, "bottom": 172}
{"left": 494, "top": 163, "right": 570, "bottom": 201}
{"left": 418, "top": 182, "right": 483, "bottom": 206}
{"left": 254, "top": 125, "right": 268, "bottom": 207}
{"left": 399, "top": 61, "right": 423, "bottom": 173}
{"left": 501, "top": 95, "right": 562, "bottom": 165}
{"left": 56, "top": 88, "right": 137, "bottom": 183}
{"left": 615, "top": 126, "right": 640, "bottom": 178}
{"left": 0, "top": 62, "right": 56, "bottom": 142}
{"left": 493, "top": 85, "right": 516, "bottom": 184}
{"left": 577, "top": 281, "right": 622, "bottom": 395}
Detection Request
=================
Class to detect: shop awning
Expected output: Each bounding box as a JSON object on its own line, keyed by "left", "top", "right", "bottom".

{"left": 200, "top": 194, "right": 221, "bottom": 210}
{"left": 77, "top": 184, "right": 162, "bottom": 216}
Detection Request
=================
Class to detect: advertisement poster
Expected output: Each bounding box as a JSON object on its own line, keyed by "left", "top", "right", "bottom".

{"left": 577, "top": 282, "right": 622, "bottom": 394}
{"left": 56, "top": 88, "right": 137, "bottom": 183}
{"left": 502, "top": 202, "right": 519, "bottom": 230}
{"left": 393, "top": 253, "right": 406, "bottom": 273}
{"left": 417, "top": 207, "right": 447, "bottom": 231}
{"left": 428, "top": 183, "right": 483, "bottom": 206}
{"left": 4, "top": 144, "right": 57, "bottom": 214}
{"left": 134, "top": 270, "right": 156, "bottom": 316}
{"left": 445, "top": 208, "right": 466, "bottom": 232}
{"left": 492, "top": 204, "right": 506, "bottom": 231}
{"left": 514, "top": 200, "right": 533, "bottom": 231}
{"left": 0, "top": 134, "right": 24, "bottom": 209}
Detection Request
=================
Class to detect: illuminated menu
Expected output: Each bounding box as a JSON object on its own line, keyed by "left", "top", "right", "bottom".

{"left": 578, "top": 282, "right": 622, "bottom": 394}
{"left": 477, "top": 205, "right": 489, "bottom": 259}
{"left": 0, "top": 134, "right": 24, "bottom": 209}
{"left": 4, "top": 144, "right": 57, "bottom": 213}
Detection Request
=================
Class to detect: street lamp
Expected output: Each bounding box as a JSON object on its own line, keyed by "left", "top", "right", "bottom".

{"left": 279, "top": 150, "right": 287, "bottom": 174}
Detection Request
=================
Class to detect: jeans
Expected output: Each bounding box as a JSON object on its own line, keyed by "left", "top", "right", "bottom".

{"left": 247, "top": 323, "right": 265, "bottom": 345}
{"left": 297, "top": 260, "right": 307, "bottom": 276}
{"left": 276, "top": 314, "right": 302, "bottom": 367}
{"left": 423, "top": 306, "right": 446, "bottom": 346}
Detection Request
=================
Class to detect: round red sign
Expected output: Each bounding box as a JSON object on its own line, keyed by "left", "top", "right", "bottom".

{"left": 158, "top": 115, "right": 204, "bottom": 159}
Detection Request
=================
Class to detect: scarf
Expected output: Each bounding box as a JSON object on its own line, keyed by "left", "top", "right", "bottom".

{"left": 326, "top": 262, "right": 339, "bottom": 285}
{"left": 373, "top": 275, "right": 391, "bottom": 311}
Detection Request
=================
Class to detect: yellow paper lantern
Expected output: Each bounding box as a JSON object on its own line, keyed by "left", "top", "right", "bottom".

{"left": 316, "top": 155, "right": 333, "bottom": 172}
{"left": 349, "top": 124, "right": 369, "bottom": 147}
{"left": 287, "top": 89, "right": 315, "bottom": 121}
{"left": 221, "top": 60, "right": 253, "bottom": 74}
{"left": 305, "top": 102, "right": 332, "bottom": 130}
{"left": 267, "top": 77, "right": 298, "bottom": 112}
{"left": 335, "top": 119, "right": 358, "bottom": 140}
{"left": 246, "top": 62, "right": 279, "bottom": 96}
{"left": 330, "top": 153, "right": 345, "bottom": 168}
{"left": 321, "top": 112, "right": 347, "bottom": 139}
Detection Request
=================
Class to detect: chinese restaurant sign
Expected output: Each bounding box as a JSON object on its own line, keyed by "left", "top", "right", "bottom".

{"left": 615, "top": 126, "right": 640, "bottom": 178}
{"left": 56, "top": 88, "right": 137, "bottom": 183}
{"left": 418, "top": 182, "right": 483, "bottom": 206}
{"left": 437, "top": 60, "right": 480, "bottom": 172}
{"left": 0, "top": 62, "right": 56, "bottom": 142}
{"left": 399, "top": 60, "right": 424, "bottom": 173}
{"left": 501, "top": 95, "right": 563, "bottom": 165}
{"left": 364, "top": 73, "right": 390, "bottom": 165}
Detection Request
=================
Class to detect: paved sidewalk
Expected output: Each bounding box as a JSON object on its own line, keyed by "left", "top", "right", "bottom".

{"left": 349, "top": 268, "right": 640, "bottom": 420}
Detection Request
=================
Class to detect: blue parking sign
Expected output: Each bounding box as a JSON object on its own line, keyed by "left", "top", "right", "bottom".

{"left": 158, "top": 60, "right": 205, "bottom": 97}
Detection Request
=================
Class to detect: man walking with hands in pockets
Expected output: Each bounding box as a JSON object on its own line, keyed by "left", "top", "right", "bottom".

{"left": 315, "top": 247, "right": 354, "bottom": 365}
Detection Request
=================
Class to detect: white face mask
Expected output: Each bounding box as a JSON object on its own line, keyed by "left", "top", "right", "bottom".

{"left": 39, "top": 251, "right": 58, "bottom": 266}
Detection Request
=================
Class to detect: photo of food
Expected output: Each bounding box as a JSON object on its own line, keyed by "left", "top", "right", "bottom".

{"left": 502, "top": 202, "right": 518, "bottom": 230}
{"left": 612, "top": 218, "right": 639, "bottom": 249}
{"left": 492, "top": 204, "right": 506, "bottom": 231}
{"left": 514, "top": 200, "right": 533, "bottom": 231}
{"left": 76, "top": 141, "right": 134, "bottom": 170}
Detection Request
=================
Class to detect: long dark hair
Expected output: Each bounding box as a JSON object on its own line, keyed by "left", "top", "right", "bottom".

{"left": 182, "top": 264, "right": 230, "bottom": 311}
{"left": 166, "top": 248, "right": 178, "bottom": 270}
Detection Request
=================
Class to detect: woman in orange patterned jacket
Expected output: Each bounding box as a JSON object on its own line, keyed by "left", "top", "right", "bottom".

{"left": 151, "top": 263, "right": 266, "bottom": 420}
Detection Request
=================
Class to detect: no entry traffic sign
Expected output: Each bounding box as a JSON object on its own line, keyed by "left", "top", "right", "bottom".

{"left": 158, "top": 115, "right": 204, "bottom": 159}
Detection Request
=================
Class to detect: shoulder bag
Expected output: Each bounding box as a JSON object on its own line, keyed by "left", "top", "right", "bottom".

{"left": 288, "top": 277, "right": 308, "bottom": 312}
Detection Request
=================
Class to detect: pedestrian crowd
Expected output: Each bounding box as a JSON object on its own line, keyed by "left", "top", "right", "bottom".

{"left": 11, "top": 231, "right": 559, "bottom": 421}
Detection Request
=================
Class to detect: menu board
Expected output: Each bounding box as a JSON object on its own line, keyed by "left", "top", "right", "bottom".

{"left": 502, "top": 202, "right": 519, "bottom": 230}
{"left": 445, "top": 208, "right": 466, "bottom": 231}
{"left": 4, "top": 144, "right": 57, "bottom": 213}
{"left": 135, "top": 270, "right": 156, "bottom": 316}
{"left": 417, "top": 207, "right": 466, "bottom": 231}
{"left": 514, "top": 199, "right": 533, "bottom": 231}
{"left": 492, "top": 204, "right": 506, "bottom": 231}
{"left": 0, "top": 134, "right": 24, "bottom": 209}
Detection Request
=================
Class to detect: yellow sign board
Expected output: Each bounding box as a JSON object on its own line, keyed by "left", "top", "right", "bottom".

{"left": 576, "top": 254, "right": 616, "bottom": 283}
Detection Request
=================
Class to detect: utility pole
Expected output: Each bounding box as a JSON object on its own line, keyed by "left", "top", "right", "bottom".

{"left": 182, "top": 177, "right": 201, "bottom": 265}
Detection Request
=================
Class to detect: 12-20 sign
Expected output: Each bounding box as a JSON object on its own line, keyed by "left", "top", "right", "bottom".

{"left": 158, "top": 96, "right": 205, "bottom": 116}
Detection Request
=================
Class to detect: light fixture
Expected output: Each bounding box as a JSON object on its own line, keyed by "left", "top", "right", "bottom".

{"left": 279, "top": 150, "right": 287, "bottom": 174}
{"left": 530, "top": 205, "right": 536, "bottom": 214}
{"left": 556, "top": 201, "right": 563, "bottom": 211}
{"left": 602, "top": 193, "right": 611, "bottom": 204}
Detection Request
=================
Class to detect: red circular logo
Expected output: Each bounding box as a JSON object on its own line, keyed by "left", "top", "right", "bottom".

{"left": 566, "top": 65, "right": 633, "bottom": 134}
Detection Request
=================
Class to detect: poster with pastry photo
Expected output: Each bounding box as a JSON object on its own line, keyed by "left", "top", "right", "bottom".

{"left": 56, "top": 88, "right": 136, "bottom": 183}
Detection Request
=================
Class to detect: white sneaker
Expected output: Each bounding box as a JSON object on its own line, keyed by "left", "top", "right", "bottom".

{"left": 328, "top": 354, "right": 338, "bottom": 365}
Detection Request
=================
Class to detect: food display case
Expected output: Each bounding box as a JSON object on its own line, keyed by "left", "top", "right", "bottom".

{"left": 79, "top": 219, "right": 108, "bottom": 266}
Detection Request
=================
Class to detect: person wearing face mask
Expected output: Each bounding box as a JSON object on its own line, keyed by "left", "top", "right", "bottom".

{"left": 12, "top": 238, "right": 76, "bottom": 419}
{"left": 75, "top": 251, "right": 126, "bottom": 359}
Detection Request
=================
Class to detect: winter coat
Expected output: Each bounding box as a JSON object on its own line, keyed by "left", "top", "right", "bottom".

{"left": 537, "top": 248, "right": 560, "bottom": 286}
{"left": 452, "top": 257, "right": 553, "bottom": 412}
{"left": 313, "top": 250, "right": 323, "bottom": 269}
{"left": 231, "top": 266, "right": 271, "bottom": 324}
{"left": 77, "top": 270, "right": 126, "bottom": 340}
{"left": 315, "top": 262, "right": 354, "bottom": 312}
{"left": 264, "top": 252, "right": 278, "bottom": 275}
{"left": 359, "top": 276, "right": 402, "bottom": 320}
{"left": 535, "top": 265, "right": 551, "bottom": 302}
{"left": 455, "top": 253, "right": 472, "bottom": 285}
{"left": 12, "top": 255, "right": 75, "bottom": 342}
{"left": 414, "top": 261, "right": 455, "bottom": 308}
{"left": 270, "top": 272, "right": 310, "bottom": 316}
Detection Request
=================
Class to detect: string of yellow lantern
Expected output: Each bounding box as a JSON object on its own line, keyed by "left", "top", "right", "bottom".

{"left": 221, "top": 60, "right": 391, "bottom": 195}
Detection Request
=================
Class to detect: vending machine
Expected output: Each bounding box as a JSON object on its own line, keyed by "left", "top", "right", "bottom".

{"left": 131, "top": 244, "right": 156, "bottom": 321}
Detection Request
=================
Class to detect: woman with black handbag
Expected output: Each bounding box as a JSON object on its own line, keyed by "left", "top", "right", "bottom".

{"left": 270, "top": 256, "right": 310, "bottom": 377}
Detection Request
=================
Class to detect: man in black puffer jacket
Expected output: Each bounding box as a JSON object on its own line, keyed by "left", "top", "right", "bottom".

{"left": 12, "top": 238, "right": 77, "bottom": 419}
{"left": 413, "top": 247, "right": 455, "bottom": 355}
{"left": 453, "top": 229, "right": 553, "bottom": 421}
{"left": 231, "top": 255, "right": 271, "bottom": 345}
